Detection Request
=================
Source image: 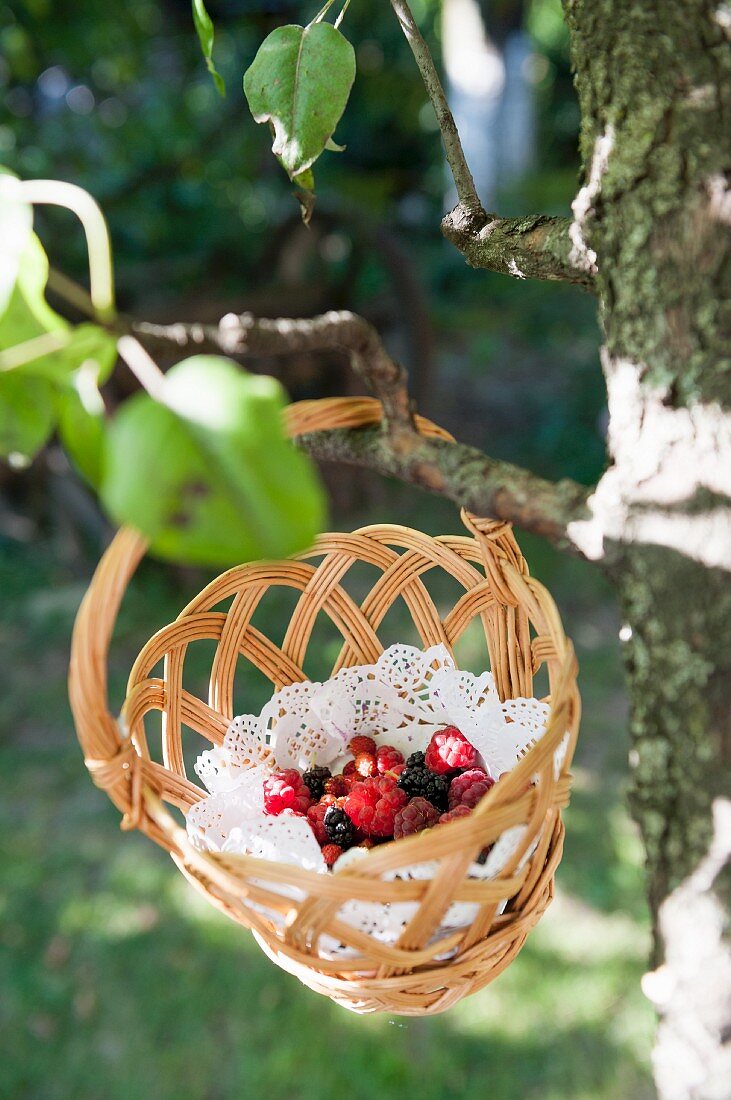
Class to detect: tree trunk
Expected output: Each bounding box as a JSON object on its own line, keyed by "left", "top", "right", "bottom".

{"left": 564, "top": 2, "right": 731, "bottom": 1095}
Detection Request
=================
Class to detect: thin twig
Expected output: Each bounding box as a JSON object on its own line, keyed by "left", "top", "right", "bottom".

{"left": 389, "top": 0, "right": 486, "bottom": 226}
{"left": 132, "top": 310, "right": 416, "bottom": 437}
{"left": 388, "top": 1, "right": 594, "bottom": 287}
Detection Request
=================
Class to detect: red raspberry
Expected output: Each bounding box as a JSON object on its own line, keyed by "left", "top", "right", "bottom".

{"left": 354, "top": 751, "right": 377, "bottom": 777}
{"left": 376, "top": 745, "right": 404, "bottom": 774}
{"left": 439, "top": 804, "right": 472, "bottom": 824}
{"left": 425, "top": 726, "right": 477, "bottom": 774}
{"left": 343, "top": 760, "right": 357, "bottom": 777}
{"left": 358, "top": 838, "right": 376, "bottom": 850}
{"left": 385, "top": 762, "right": 406, "bottom": 778}
{"left": 349, "top": 735, "right": 377, "bottom": 756}
{"left": 324, "top": 774, "right": 350, "bottom": 798}
{"left": 306, "top": 802, "right": 330, "bottom": 846}
{"left": 448, "top": 768, "right": 495, "bottom": 810}
{"left": 393, "top": 797, "right": 440, "bottom": 839}
{"left": 319, "top": 792, "right": 338, "bottom": 807}
{"left": 343, "top": 776, "right": 408, "bottom": 837}
{"left": 263, "top": 769, "right": 311, "bottom": 815}
{"left": 322, "top": 844, "right": 343, "bottom": 867}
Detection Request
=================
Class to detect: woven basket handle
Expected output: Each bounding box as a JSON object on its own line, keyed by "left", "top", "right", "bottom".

{"left": 69, "top": 395, "right": 531, "bottom": 816}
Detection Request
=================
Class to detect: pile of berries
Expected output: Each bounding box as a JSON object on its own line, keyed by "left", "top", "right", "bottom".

{"left": 262, "top": 726, "right": 498, "bottom": 868}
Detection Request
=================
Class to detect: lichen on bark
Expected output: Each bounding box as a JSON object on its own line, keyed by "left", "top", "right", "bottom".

{"left": 565, "top": 0, "right": 731, "bottom": 1091}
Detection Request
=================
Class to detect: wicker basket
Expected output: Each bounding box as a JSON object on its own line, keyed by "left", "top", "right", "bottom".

{"left": 69, "top": 396, "right": 580, "bottom": 1016}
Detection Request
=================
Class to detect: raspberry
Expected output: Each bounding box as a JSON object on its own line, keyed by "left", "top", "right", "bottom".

{"left": 448, "top": 768, "right": 495, "bottom": 810}
{"left": 306, "top": 802, "right": 330, "bottom": 845}
{"left": 349, "top": 735, "right": 377, "bottom": 756}
{"left": 397, "top": 762, "right": 449, "bottom": 811}
{"left": 343, "top": 760, "right": 357, "bottom": 777}
{"left": 344, "top": 776, "right": 408, "bottom": 837}
{"left": 324, "top": 806, "right": 358, "bottom": 848}
{"left": 263, "top": 769, "right": 311, "bottom": 815}
{"left": 354, "top": 751, "right": 377, "bottom": 777}
{"left": 302, "top": 765, "right": 331, "bottom": 801}
{"left": 439, "top": 805, "right": 472, "bottom": 825}
{"left": 393, "top": 797, "right": 440, "bottom": 839}
{"left": 425, "top": 726, "right": 477, "bottom": 774}
{"left": 376, "top": 745, "right": 404, "bottom": 774}
{"left": 358, "top": 838, "right": 376, "bottom": 850}
{"left": 322, "top": 844, "right": 343, "bottom": 867}
{"left": 324, "top": 774, "right": 350, "bottom": 798}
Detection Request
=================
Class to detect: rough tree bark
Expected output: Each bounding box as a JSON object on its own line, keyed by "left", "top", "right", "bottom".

{"left": 564, "top": 3, "right": 731, "bottom": 1096}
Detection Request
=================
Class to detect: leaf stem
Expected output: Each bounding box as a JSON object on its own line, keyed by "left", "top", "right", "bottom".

{"left": 334, "top": 0, "right": 351, "bottom": 29}
{"left": 20, "top": 180, "right": 116, "bottom": 323}
{"left": 0, "top": 330, "right": 71, "bottom": 372}
{"left": 116, "top": 336, "right": 167, "bottom": 402}
{"left": 388, "top": 0, "right": 485, "bottom": 224}
{"left": 311, "top": 0, "right": 337, "bottom": 25}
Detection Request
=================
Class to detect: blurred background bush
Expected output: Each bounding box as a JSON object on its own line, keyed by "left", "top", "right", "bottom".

{"left": 0, "top": 1, "right": 654, "bottom": 1096}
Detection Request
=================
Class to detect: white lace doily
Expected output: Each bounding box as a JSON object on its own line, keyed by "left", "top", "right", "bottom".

{"left": 186, "top": 643, "right": 556, "bottom": 956}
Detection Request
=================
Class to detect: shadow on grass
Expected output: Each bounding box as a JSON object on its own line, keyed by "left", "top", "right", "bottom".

{"left": 1, "top": 738, "right": 653, "bottom": 1100}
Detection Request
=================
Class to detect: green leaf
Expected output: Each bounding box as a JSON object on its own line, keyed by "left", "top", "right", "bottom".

{"left": 0, "top": 371, "right": 56, "bottom": 465}
{"left": 192, "top": 0, "right": 225, "bottom": 97}
{"left": 101, "top": 356, "right": 326, "bottom": 566}
{"left": 0, "top": 234, "right": 67, "bottom": 352}
{"left": 243, "top": 22, "right": 355, "bottom": 181}
{"left": 0, "top": 234, "right": 116, "bottom": 383}
{"left": 0, "top": 169, "right": 33, "bottom": 318}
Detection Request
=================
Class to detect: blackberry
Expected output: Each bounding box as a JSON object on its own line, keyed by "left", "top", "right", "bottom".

{"left": 302, "top": 765, "right": 331, "bottom": 801}
{"left": 405, "top": 750, "right": 426, "bottom": 768}
{"left": 324, "top": 805, "right": 358, "bottom": 849}
{"left": 397, "top": 764, "right": 449, "bottom": 811}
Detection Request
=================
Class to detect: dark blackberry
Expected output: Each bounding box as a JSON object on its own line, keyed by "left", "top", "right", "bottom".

{"left": 302, "top": 765, "right": 331, "bottom": 801}
{"left": 405, "top": 750, "right": 426, "bottom": 768}
{"left": 324, "top": 805, "right": 358, "bottom": 849}
{"left": 397, "top": 764, "right": 449, "bottom": 811}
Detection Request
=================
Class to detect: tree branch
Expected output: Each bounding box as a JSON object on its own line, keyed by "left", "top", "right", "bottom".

{"left": 388, "top": 0, "right": 485, "bottom": 226}
{"left": 131, "top": 307, "right": 592, "bottom": 555}
{"left": 441, "top": 208, "right": 595, "bottom": 289}
{"left": 131, "top": 310, "right": 415, "bottom": 436}
{"left": 389, "top": 0, "right": 595, "bottom": 288}
{"left": 297, "top": 424, "right": 592, "bottom": 556}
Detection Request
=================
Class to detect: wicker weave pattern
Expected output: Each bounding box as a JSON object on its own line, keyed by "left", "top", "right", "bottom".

{"left": 69, "top": 397, "right": 580, "bottom": 1015}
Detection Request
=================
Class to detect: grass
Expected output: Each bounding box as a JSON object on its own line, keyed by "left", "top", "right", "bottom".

{"left": 0, "top": 489, "right": 655, "bottom": 1099}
